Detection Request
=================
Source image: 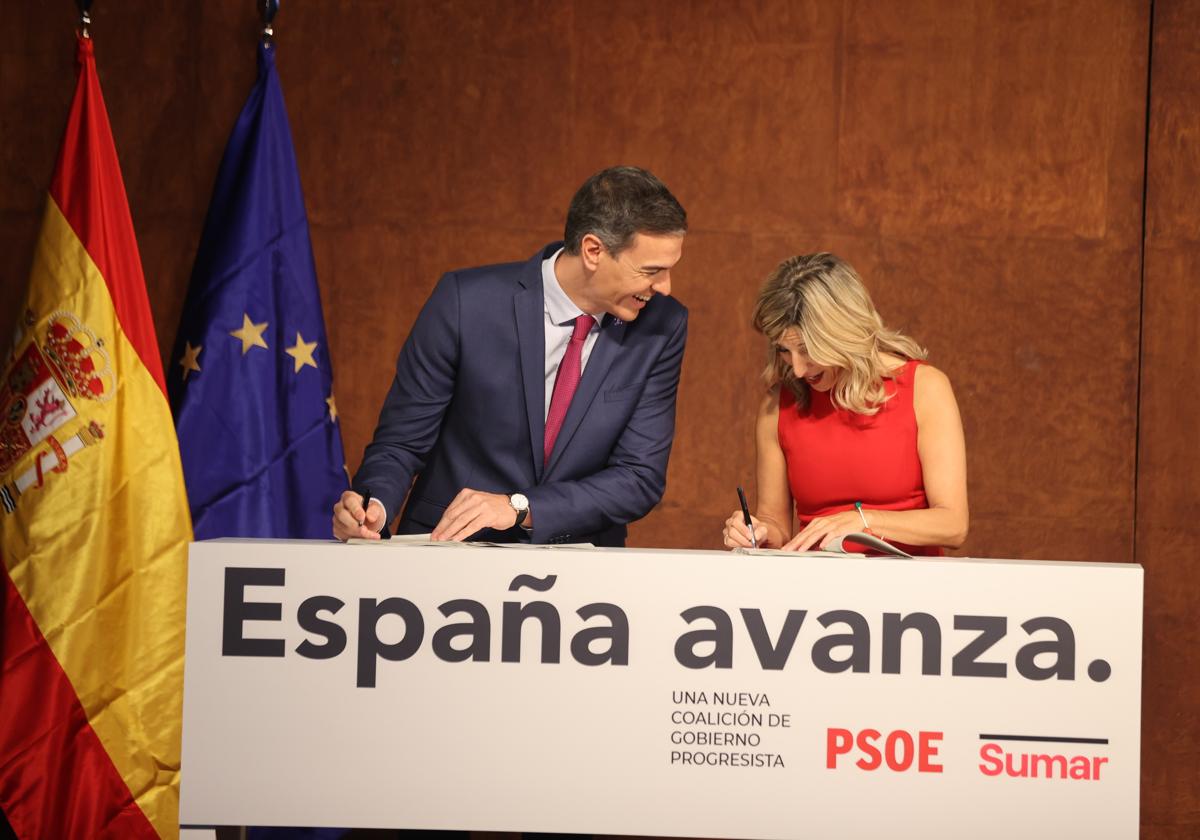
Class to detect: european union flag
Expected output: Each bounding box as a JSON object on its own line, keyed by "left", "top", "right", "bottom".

{"left": 169, "top": 40, "right": 346, "bottom": 540}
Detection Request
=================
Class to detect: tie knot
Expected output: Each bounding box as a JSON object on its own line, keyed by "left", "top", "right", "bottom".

{"left": 571, "top": 314, "right": 593, "bottom": 341}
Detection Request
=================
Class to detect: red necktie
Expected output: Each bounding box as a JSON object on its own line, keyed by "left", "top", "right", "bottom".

{"left": 544, "top": 315, "right": 593, "bottom": 462}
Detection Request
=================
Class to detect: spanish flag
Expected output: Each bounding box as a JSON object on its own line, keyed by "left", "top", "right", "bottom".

{"left": 0, "top": 35, "right": 191, "bottom": 840}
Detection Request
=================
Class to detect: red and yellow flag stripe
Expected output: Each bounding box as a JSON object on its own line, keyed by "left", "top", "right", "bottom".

{"left": 0, "top": 36, "right": 192, "bottom": 840}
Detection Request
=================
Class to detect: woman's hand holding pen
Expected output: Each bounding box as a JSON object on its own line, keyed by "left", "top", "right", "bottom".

{"left": 332, "top": 490, "right": 385, "bottom": 541}
{"left": 722, "top": 510, "right": 767, "bottom": 549}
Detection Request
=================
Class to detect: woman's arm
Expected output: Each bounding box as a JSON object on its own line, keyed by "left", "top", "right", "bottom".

{"left": 785, "top": 364, "right": 969, "bottom": 551}
{"left": 753, "top": 388, "right": 795, "bottom": 546}
{"left": 868, "top": 364, "right": 968, "bottom": 547}
{"left": 723, "top": 389, "right": 794, "bottom": 548}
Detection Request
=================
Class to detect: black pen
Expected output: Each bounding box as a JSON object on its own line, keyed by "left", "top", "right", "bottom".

{"left": 736, "top": 485, "right": 757, "bottom": 549}
{"left": 360, "top": 488, "right": 372, "bottom": 527}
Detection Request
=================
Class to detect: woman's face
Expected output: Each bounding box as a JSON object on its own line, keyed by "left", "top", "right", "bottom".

{"left": 776, "top": 328, "right": 837, "bottom": 392}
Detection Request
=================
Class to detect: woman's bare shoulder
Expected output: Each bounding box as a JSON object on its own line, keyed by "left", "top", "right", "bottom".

{"left": 914, "top": 362, "right": 953, "bottom": 390}
{"left": 913, "top": 363, "right": 959, "bottom": 417}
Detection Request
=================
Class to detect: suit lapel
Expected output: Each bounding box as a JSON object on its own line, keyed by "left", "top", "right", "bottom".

{"left": 545, "top": 315, "right": 628, "bottom": 475}
{"left": 516, "top": 265, "right": 547, "bottom": 479}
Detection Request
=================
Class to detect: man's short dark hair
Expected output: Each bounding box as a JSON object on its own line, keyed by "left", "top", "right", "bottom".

{"left": 563, "top": 166, "right": 687, "bottom": 256}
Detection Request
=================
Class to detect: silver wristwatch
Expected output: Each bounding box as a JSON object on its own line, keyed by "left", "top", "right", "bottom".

{"left": 508, "top": 493, "right": 530, "bottom": 528}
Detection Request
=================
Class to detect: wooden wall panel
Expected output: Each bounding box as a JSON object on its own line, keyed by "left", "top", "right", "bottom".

{"left": 1, "top": 1, "right": 1150, "bottom": 563}
{"left": 1139, "top": 0, "right": 1200, "bottom": 832}
{"left": 839, "top": 1, "right": 1144, "bottom": 239}
{"left": 3, "top": 0, "right": 1196, "bottom": 836}
{"left": 622, "top": 0, "right": 1149, "bottom": 559}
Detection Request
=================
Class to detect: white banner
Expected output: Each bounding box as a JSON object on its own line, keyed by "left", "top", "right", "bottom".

{"left": 180, "top": 540, "right": 1142, "bottom": 838}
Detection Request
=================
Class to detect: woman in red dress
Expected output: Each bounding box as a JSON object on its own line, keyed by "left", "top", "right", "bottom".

{"left": 723, "top": 253, "right": 968, "bottom": 555}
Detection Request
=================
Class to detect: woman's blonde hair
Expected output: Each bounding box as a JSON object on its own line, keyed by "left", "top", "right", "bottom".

{"left": 752, "top": 253, "right": 927, "bottom": 414}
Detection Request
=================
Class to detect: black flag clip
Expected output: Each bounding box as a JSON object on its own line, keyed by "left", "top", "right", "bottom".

{"left": 261, "top": 0, "right": 280, "bottom": 44}
{"left": 76, "top": 0, "right": 93, "bottom": 38}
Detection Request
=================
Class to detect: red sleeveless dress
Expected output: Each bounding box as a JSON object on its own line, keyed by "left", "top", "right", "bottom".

{"left": 776, "top": 359, "right": 943, "bottom": 556}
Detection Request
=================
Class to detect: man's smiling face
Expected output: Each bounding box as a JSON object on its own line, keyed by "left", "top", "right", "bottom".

{"left": 584, "top": 232, "right": 684, "bottom": 321}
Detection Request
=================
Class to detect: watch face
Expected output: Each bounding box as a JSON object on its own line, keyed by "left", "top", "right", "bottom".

{"left": 510, "top": 493, "right": 529, "bottom": 511}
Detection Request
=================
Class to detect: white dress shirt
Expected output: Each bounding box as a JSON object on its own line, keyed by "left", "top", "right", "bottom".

{"left": 540, "top": 247, "right": 601, "bottom": 419}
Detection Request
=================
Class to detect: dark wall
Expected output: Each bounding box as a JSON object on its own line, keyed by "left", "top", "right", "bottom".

{"left": 2, "top": 0, "right": 1194, "bottom": 835}
{"left": 1140, "top": 0, "right": 1200, "bottom": 835}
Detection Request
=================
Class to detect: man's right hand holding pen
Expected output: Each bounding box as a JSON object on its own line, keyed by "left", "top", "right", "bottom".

{"left": 332, "top": 489, "right": 386, "bottom": 541}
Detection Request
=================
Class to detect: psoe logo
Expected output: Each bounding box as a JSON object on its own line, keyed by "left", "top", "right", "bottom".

{"left": 826, "top": 727, "right": 944, "bottom": 773}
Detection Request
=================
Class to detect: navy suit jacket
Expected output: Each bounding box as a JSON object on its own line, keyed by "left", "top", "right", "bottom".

{"left": 353, "top": 242, "right": 688, "bottom": 546}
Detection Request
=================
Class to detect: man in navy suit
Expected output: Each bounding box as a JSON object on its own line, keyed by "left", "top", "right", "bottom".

{"left": 332, "top": 166, "right": 688, "bottom": 545}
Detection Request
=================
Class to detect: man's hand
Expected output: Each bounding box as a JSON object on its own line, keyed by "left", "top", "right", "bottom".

{"left": 332, "top": 490, "right": 386, "bottom": 541}
{"left": 432, "top": 489, "right": 519, "bottom": 541}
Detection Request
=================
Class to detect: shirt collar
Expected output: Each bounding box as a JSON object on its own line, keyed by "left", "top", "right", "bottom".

{"left": 542, "top": 248, "right": 599, "bottom": 328}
